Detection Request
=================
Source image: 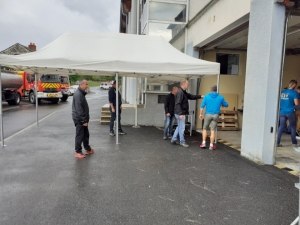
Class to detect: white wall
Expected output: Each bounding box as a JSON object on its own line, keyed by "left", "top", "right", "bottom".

{"left": 189, "top": 0, "right": 212, "bottom": 20}
{"left": 188, "top": 0, "right": 250, "bottom": 47}
{"left": 171, "top": 31, "right": 185, "bottom": 52}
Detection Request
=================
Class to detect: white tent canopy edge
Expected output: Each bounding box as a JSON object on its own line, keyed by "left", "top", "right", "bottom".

{"left": 0, "top": 31, "right": 220, "bottom": 146}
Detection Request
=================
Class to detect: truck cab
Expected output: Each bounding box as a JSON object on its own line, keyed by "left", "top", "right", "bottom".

{"left": 18, "top": 72, "right": 62, "bottom": 104}
{"left": 59, "top": 75, "right": 70, "bottom": 101}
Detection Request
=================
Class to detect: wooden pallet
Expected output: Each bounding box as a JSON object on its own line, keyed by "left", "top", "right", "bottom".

{"left": 217, "top": 110, "right": 239, "bottom": 131}
{"left": 100, "top": 106, "right": 111, "bottom": 125}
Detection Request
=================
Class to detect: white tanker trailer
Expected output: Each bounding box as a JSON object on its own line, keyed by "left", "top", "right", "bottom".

{"left": 1, "top": 70, "right": 22, "bottom": 105}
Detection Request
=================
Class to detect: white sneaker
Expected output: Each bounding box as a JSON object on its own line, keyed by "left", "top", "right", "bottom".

{"left": 294, "top": 147, "right": 300, "bottom": 153}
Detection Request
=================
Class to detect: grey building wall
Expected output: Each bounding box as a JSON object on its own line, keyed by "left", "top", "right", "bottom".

{"left": 241, "top": 0, "right": 285, "bottom": 164}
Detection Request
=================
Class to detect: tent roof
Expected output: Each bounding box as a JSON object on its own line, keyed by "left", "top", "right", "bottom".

{"left": 0, "top": 32, "right": 220, "bottom": 80}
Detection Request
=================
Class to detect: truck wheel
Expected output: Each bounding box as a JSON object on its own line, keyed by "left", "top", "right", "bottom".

{"left": 7, "top": 92, "right": 21, "bottom": 105}
{"left": 51, "top": 98, "right": 59, "bottom": 104}
{"left": 60, "top": 94, "right": 68, "bottom": 102}
{"left": 14, "top": 92, "right": 21, "bottom": 105}
{"left": 29, "top": 92, "right": 36, "bottom": 104}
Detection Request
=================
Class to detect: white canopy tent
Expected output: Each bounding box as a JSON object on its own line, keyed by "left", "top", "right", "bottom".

{"left": 0, "top": 32, "right": 220, "bottom": 145}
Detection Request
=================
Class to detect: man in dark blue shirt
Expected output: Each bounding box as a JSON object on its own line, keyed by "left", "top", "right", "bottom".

{"left": 163, "top": 87, "right": 178, "bottom": 140}
{"left": 295, "top": 86, "right": 300, "bottom": 135}
{"left": 277, "top": 80, "right": 299, "bottom": 147}
{"left": 108, "top": 80, "right": 126, "bottom": 136}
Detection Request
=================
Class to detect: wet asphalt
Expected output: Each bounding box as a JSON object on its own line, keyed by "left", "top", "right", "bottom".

{"left": 0, "top": 88, "right": 298, "bottom": 225}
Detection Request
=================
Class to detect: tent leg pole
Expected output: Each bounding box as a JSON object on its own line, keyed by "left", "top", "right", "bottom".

{"left": 133, "top": 78, "right": 140, "bottom": 128}
{"left": 35, "top": 74, "right": 39, "bottom": 129}
{"left": 190, "top": 113, "right": 193, "bottom": 137}
{"left": 116, "top": 73, "right": 119, "bottom": 145}
{"left": 215, "top": 73, "right": 220, "bottom": 144}
{"left": 0, "top": 67, "right": 4, "bottom": 147}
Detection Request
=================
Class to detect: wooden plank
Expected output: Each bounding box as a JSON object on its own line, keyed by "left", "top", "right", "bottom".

{"left": 218, "top": 124, "right": 238, "bottom": 127}
{"left": 217, "top": 127, "right": 240, "bottom": 131}
{"left": 221, "top": 115, "right": 237, "bottom": 119}
{"left": 220, "top": 110, "right": 238, "bottom": 114}
{"left": 218, "top": 118, "right": 238, "bottom": 122}
{"left": 218, "top": 122, "right": 238, "bottom": 128}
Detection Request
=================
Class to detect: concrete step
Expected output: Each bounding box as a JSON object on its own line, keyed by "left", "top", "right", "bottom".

{"left": 100, "top": 118, "right": 110, "bottom": 121}
{"left": 101, "top": 112, "right": 111, "bottom": 116}
{"left": 100, "top": 120, "right": 110, "bottom": 125}
{"left": 101, "top": 115, "right": 111, "bottom": 118}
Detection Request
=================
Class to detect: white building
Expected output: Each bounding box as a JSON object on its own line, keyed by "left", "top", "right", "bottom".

{"left": 120, "top": 0, "right": 300, "bottom": 166}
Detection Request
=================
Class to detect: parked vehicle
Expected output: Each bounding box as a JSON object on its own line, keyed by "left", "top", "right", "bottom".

{"left": 17, "top": 71, "right": 62, "bottom": 104}
{"left": 99, "top": 82, "right": 112, "bottom": 90}
{"left": 0, "top": 70, "right": 23, "bottom": 105}
{"left": 59, "top": 75, "right": 70, "bottom": 101}
{"left": 68, "top": 85, "right": 79, "bottom": 96}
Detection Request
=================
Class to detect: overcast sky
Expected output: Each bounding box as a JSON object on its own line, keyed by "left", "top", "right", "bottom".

{"left": 0, "top": 0, "right": 120, "bottom": 51}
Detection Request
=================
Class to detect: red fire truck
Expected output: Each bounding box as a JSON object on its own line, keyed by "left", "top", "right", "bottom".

{"left": 17, "top": 71, "right": 62, "bottom": 104}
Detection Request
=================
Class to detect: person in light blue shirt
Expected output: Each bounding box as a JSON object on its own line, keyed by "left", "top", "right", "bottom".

{"left": 199, "top": 85, "right": 228, "bottom": 150}
{"left": 277, "top": 80, "right": 299, "bottom": 147}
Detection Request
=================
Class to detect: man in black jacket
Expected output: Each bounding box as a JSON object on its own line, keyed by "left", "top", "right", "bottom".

{"left": 163, "top": 86, "right": 178, "bottom": 139}
{"left": 72, "top": 80, "right": 94, "bottom": 159}
{"left": 108, "top": 80, "right": 126, "bottom": 136}
{"left": 171, "top": 79, "right": 203, "bottom": 148}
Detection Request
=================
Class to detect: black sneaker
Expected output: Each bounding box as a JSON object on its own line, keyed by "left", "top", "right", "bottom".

{"left": 171, "top": 140, "right": 180, "bottom": 145}
{"left": 109, "top": 131, "right": 115, "bottom": 136}
{"left": 297, "top": 131, "right": 300, "bottom": 137}
{"left": 119, "top": 130, "right": 126, "bottom": 135}
{"left": 180, "top": 142, "right": 189, "bottom": 148}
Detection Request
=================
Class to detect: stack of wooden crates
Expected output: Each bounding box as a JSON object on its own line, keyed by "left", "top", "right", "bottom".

{"left": 218, "top": 110, "right": 239, "bottom": 131}
{"left": 100, "top": 105, "right": 111, "bottom": 125}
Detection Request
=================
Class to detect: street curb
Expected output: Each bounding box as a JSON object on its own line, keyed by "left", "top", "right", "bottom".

{"left": 217, "top": 139, "right": 299, "bottom": 176}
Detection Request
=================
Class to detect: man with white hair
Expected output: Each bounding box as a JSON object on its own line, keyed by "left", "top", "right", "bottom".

{"left": 199, "top": 85, "right": 228, "bottom": 150}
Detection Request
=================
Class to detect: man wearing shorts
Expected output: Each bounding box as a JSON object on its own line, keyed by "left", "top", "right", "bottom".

{"left": 199, "top": 85, "right": 228, "bottom": 150}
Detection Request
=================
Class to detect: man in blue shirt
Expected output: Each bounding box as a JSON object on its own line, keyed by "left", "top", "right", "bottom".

{"left": 199, "top": 85, "right": 228, "bottom": 150}
{"left": 277, "top": 80, "right": 299, "bottom": 147}
{"left": 295, "top": 86, "right": 300, "bottom": 136}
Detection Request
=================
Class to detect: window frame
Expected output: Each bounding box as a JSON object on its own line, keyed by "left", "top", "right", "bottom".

{"left": 148, "top": 1, "right": 187, "bottom": 24}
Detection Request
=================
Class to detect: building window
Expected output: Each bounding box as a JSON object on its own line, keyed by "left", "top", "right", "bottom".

{"left": 149, "top": 23, "right": 184, "bottom": 41}
{"left": 153, "top": 85, "right": 161, "bottom": 91}
{"left": 216, "top": 53, "right": 240, "bottom": 75}
{"left": 149, "top": 2, "right": 186, "bottom": 23}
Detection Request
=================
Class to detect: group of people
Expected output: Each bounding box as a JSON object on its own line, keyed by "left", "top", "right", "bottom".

{"left": 71, "top": 77, "right": 300, "bottom": 158}
{"left": 71, "top": 78, "right": 228, "bottom": 159}
{"left": 163, "top": 79, "right": 228, "bottom": 150}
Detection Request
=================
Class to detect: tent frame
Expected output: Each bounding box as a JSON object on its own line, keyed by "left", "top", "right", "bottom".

{"left": 0, "top": 32, "right": 221, "bottom": 146}
{"left": 0, "top": 68, "right": 220, "bottom": 146}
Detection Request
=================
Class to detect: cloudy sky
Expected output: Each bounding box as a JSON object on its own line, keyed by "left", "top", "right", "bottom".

{"left": 0, "top": 0, "right": 120, "bottom": 51}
